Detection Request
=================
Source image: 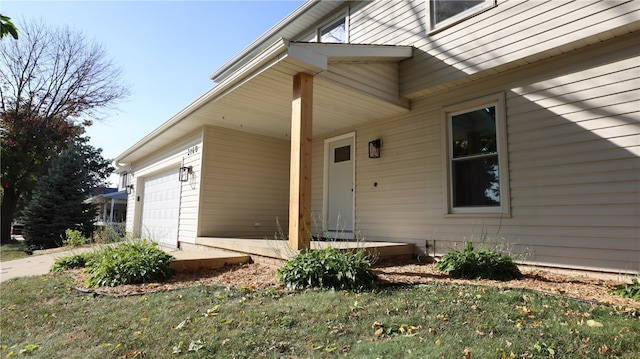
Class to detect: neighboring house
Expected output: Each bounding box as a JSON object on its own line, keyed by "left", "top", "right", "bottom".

{"left": 87, "top": 185, "right": 127, "bottom": 227}
{"left": 115, "top": 0, "right": 639, "bottom": 275}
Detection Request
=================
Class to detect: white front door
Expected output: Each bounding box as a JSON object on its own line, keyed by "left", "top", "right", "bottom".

{"left": 325, "top": 134, "right": 355, "bottom": 239}
{"left": 140, "top": 169, "right": 181, "bottom": 247}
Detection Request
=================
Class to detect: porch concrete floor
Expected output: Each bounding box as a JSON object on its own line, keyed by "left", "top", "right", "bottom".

{"left": 166, "top": 238, "right": 415, "bottom": 272}
{"left": 165, "top": 247, "right": 252, "bottom": 272}
{"left": 166, "top": 238, "right": 415, "bottom": 271}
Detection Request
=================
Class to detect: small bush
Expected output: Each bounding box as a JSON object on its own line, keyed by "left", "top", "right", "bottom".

{"left": 93, "top": 225, "right": 125, "bottom": 244}
{"left": 50, "top": 253, "right": 94, "bottom": 272}
{"left": 436, "top": 242, "right": 522, "bottom": 281}
{"left": 64, "top": 229, "right": 92, "bottom": 247}
{"left": 278, "top": 247, "right": 377, "bottom": 291}
{"left": 84, "top": 240, "right": 174, "bottom": 288}
{"left": 608, "top": 278, "right": 640, "bottom": 299}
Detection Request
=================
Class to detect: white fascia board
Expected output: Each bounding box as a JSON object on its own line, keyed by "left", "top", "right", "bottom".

{"left": 286, "top": 44, "right": 328, "bottom": 73}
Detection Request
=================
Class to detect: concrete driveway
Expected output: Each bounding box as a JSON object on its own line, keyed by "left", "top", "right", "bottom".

{"left": 0, "top": 246, "right": 98, "bottom": 283}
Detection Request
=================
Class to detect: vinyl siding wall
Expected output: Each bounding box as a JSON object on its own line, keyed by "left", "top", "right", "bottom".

{"left": 198, "top": 126, "right": 290, "bottom": 238}
{"left": 347, "top": 0, "right": 639, "bottom": 98}
{"left": 307, "top": 1, "right": 639, "bottom": 273}
{"left": 125, "top": 131, "right": 203, "bottom": 244}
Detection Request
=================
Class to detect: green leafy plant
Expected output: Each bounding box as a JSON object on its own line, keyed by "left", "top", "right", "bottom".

{"left": 278, "top": 247, "right": 377, "bottom": 291}
{"left": 50, "top": 252, "right": 95, "bottom": 272}
{"left": 83, "top": 240, "right": 174, "bottom": 288}
{"left": 93, "top": 225, "right": 125, "bottom": 244}
{"left": 436, "top": 242, "right": 522, "bottom": 281}
{"left": 64, "top": 229, "right": 92, "bottom": 247}
{"left": 608, "top": 278, "right": 640, "bottom": 299}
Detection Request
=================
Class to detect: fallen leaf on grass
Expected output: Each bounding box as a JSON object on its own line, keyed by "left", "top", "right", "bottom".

{"left": 171, "top": 341, "right": 184, "bottom": 354}
{"left": 372, "top": 322, "right": 419, "bottom": 336}
{"left": 598, "top": 344, "right": 615, "bottom": 354}
{"left": 174, "top": 319, "right": 188, "bottom": 330}
{"left": 19, "top": 344, "right": 38, "bottom": 354}
{"left": 586, "top": 320, "right": 603, "bottom": 327}
{"left": 188, "top": 340, "right": 204, "bottom": 352}
{"left": 204, "top": 305, "right": 220, "bottom": 317}
{"left": 325, "top": 343, "right": 338, "bottom": 353}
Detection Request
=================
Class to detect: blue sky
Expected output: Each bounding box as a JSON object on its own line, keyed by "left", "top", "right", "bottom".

{"left": 2, "top": 0, "right": 304, "bottom": 185}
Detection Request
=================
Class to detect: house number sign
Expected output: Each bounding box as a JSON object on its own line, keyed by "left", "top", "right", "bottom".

{"left": 187, "top": 145, "right": 199, "bottom": 156}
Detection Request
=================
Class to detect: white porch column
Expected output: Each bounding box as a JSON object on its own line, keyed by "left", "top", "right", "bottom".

{"left": 109, "top": 198, "right": 116, "bottom": 224}
{"left": 288, "top": 72, "right": 313, "bottom": 251}
{"left": 102, "top": 203, "right": 108, "bottom": 223}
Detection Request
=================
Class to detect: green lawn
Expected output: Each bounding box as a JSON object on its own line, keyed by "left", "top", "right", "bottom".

{"left": 0, "top": 240, "right": 32, "bottom": 262}
{"left": 1, "top": 272, "right": 638, "bottom": 358}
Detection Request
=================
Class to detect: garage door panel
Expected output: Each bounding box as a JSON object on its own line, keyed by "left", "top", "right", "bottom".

{"left": 141, "top": 169, "right": 180, "bottom": 247}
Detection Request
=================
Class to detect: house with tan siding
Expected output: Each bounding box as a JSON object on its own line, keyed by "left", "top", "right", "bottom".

{"left": 115, "top": 0, "right": 640, "bottom": 275}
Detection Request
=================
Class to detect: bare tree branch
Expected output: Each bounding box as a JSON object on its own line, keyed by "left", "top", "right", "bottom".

{"left": 1, "top": 18, "right": 130, "bottom": 243}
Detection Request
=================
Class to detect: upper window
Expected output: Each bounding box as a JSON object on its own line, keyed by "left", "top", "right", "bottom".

{"left": 429, "top": 0, "right": 495, "bottom": 32}
{"left": 444, "top": 93, "right": 509, "bottom": 215}
{"left": 299, "top": 11, "right": 349, "bottom": 43}
{"left": 320, "top": 17, "right": 346, "bottom": 43}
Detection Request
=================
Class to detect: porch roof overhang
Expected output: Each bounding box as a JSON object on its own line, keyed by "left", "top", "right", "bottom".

{"left": 85, "top": 190, "right": 128, "bottom": 204}
{"left": 116, "top": 40, "right": 413, "bottom": 165}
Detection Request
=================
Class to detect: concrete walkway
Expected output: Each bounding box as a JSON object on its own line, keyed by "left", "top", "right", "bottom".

{"left": 0, "top": 245, "right": 249, "bottom": 283}
{"left": 0, "top": 247, "right": 81, "bottom": 283}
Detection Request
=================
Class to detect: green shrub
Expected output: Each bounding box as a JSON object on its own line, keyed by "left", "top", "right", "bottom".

{"left": 93, "top": 225, "right": 125, "bottom": 244}
{"left": 64, "top": 229, "right": 92, "bottom": 247}
{"left": 436, "top": 242, "right": 522, "bottom": 281}
{"left": 608, "top": 278, "right": 640, "bottom": 299}
{"left": 50, "top": 252, "right": 94, "bottom": 272}
{"left": 278, "top": 247, "right": 377, "bottom": 291}
{"left": 84, "top": 240, "right": 174, "bottom": 288}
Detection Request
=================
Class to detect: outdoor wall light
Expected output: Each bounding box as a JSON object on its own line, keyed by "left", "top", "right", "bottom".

{"left": 178, "top": 166, "right": 192, "bottom": 182}
{"left": 368, "top": 139, "right": 381, "bottom": 158}
{"left": 126, "top": 184, "right": 134, "bottom": 195}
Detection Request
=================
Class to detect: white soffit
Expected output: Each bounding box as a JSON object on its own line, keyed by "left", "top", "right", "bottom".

{"left": 116, "top": 41, "right": 413, "bottom": 165}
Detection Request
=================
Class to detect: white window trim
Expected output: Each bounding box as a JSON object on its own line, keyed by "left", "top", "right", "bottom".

{"left": 427, "top": 0, "right": 496, "bottom": 34}
{"left": 441, "top": 93, "right": 510, "bottom": 217}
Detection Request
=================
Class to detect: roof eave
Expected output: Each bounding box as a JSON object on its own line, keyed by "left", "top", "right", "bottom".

{"left": 210, "top": 0, "right": 321, "bottom": 82}
{"left": 115, "top": 42, "right": 413, "bottom": 167}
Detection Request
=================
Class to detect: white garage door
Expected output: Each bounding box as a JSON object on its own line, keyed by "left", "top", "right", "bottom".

{"left": 140, "top": 169, "right": 181, "bottom": 247}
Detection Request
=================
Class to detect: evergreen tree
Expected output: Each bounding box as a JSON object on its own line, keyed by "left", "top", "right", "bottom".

{"left": 22, "top": 138, "right": 113, "bottom": 248}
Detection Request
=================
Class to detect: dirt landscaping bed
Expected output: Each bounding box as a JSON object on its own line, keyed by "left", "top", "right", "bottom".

{"left": 65, "top": 258, "right": 639, "bottom": 313}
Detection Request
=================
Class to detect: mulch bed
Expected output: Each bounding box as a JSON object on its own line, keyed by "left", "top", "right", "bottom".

{"left": 65, "top": 259, "right": 639, "bottom": 313}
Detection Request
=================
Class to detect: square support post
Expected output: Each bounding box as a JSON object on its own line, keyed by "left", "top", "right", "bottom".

{"left": 289, "top": 72, "right": 313, "bottom": 251}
